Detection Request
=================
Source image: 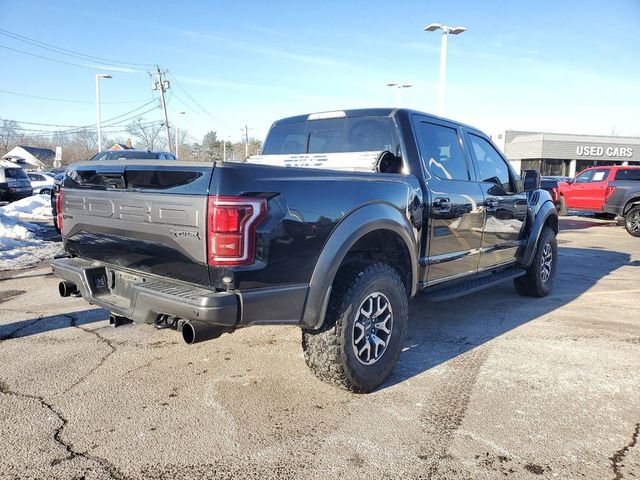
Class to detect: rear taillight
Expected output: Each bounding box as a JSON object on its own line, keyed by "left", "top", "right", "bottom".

{"left": 206, "top": 196, "right": 267, "bottom": 266}
{"left": 551, "top": 187, "right": 559, "bottom": 203}
{"left": 605, "top": 186, "right": 616, "bottom": 200}
{"left": 56, "top": 189, "right": 63, "bottom": 236}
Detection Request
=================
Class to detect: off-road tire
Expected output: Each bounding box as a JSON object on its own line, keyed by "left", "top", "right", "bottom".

{"left": 514, "top": 226, "right": 557, "bottom": 297}
{"left": 625, "top": 206, "right": 640, "bottom": 237}
{"left": 301, "top": 262, "right": 408, "bottom": 393}
{"left": 558, "top": 196, "right": 568, "bottom": 215}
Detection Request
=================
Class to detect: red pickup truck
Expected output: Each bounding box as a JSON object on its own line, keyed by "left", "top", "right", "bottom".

{"left": 558, "top": 166, "right": 640, "bottom": 215}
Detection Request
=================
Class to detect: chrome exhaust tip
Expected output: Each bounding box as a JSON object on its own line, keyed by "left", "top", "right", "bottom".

{"left": 181, "top": 320, "right": 226, "bottom": 344}
{"left": 58, "top": 281, "right": 78, "bottom": 297}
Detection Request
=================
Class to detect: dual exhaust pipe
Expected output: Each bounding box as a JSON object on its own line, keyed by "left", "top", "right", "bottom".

{"left": 58, "top": 281, "right": 227, "bottom": 344}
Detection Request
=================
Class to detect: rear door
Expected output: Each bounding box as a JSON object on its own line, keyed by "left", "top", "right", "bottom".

{"left": 413, "top": 116, "right": 485, "bottom": 284}
{"left": 464, "top": 131, "right": 527, "bottom": 269}
{"left": 581, "top": 168, "right": 610, "bottom": 210}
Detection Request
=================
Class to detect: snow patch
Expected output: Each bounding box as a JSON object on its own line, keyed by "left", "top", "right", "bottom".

{"left": 0, "top": 207, "right": 61, "bottom": 270}
{"left": 0, "top": 194, "right": 53, "bottom": 220}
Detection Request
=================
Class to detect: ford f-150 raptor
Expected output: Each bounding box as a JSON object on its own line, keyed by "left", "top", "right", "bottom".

{"left": 52, "top": 108, "right": 558, "bottom": 392}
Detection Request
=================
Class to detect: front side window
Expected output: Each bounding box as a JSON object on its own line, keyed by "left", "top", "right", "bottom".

{"left": 590, "top": 169, "right": 609, "bottom": 182}
{"left": 574, "top": 171, "right": 593, "bottom": 183}
{"left": 418, "top": 122, "right": 469, "bottom": 181}
{"left": 468, "top": 134, "right": 513, "bottom": 193}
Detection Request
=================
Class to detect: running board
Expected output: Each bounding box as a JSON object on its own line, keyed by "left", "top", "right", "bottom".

{"left": 423, "top": 267, "right": 527, "bottom": 302}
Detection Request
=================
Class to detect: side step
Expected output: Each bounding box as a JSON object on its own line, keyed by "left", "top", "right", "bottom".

{"left": 423, "top": 267, "right": 526, "bottom": 302}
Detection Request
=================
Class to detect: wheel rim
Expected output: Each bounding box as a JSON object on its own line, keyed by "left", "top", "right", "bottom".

{"left": 540, "top": 243, "right": 553, "bottom": 283}
{"left": 628, "top": 210, "right": 640, "bottom": 233}
{"left": 352, "top": 292, "right": 393, "bottom": 366}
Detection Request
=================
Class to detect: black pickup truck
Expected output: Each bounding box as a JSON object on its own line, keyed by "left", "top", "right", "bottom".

{"left": 604, "top": 169, "right": 640, "bottom": 237}
{"left": 52, "top": 108, "right": 558, "bottom": 392}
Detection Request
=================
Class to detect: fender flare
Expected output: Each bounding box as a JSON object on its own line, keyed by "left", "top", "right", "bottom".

{"left": 519, "top": 200, "right": 558, "bottom": 268}
{"left": 623, "top": 197, "right": 640, "bottom": 215}
{"left": 301, "top": 203, "right": 418, "bottom": 330}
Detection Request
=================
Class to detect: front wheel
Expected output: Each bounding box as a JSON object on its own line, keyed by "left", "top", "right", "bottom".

{"left": 514, "top": 226, "right": 557, "bottom": 297}
{"left": 301, "top": 262, "right": 408, "bottom": 393}
{"left": 625, "top": 206, "right": 640, "bottom": 237}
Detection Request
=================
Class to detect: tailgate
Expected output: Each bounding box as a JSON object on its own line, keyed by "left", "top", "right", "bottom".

{"left": 61, "top": 161, "right": 214, "bottom": 286}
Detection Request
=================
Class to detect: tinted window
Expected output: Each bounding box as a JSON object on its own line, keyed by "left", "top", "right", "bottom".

{"left": 4, "top": 168, "right": 27, "bottom": 179}
{"left": 590, "top": 169, "right": 609, "bottom": 182}
{"left": 468, "top": 134, "right": 513, "bottom": 192}
{"left": 615, "top": 169, "right": 640, "bottom": 181}
{"left": 262, "top": 116, "right": 398, "bottom": 155}
{"left": 104, "top": 151, "right": 158, "bottom": 160}
{"left": 418, "top": 122, "right": 469, "bottom": 180}
{"left": 574, "top": 171, "right": 593, "bottom": 183}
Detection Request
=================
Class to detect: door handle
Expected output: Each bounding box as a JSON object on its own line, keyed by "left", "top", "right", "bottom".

{"left": 486, "top": 198, "right": 499, "bottom": 211}
{"left": 433, "top": 197, "right": 451, "bottom": 212}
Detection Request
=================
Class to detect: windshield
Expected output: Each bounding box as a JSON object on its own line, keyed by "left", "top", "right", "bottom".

{"left": 262, "top": 116, "right": 399, "bottom": 155}
{"left": 90, "top": 151, "right": 160, "bottom": 161}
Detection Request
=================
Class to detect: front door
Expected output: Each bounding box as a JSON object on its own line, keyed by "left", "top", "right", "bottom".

{"left": 414, "top": 117, "right": 485, "bottom": 284}
{"left": 465, "top": 131, "right": 527, "bottom": 269}
{"left": 563, "top": 169, "right": 593, "bottom": 209}
{"left": 581, "top": 168, "right": 610, "bottom": 210}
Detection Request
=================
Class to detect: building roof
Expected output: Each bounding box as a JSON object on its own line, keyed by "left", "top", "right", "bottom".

{"left": 17, "top": 145, "right": 56, "bottom": 161}
{"left": 1, "top": 145, "right": 56, "bottom": 169}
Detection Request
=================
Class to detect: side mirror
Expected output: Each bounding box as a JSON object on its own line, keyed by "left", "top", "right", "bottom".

{"left": 566, "top": 178, "right": 574, "bottom": 184}
{"left": 523, "top": 169, "right": 541, "bottom": 191}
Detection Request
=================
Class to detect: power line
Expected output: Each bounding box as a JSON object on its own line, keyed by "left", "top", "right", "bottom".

{"left": 0, "top": 28, "right": 153, "bottom": 69}
{"left": 0, "top": 88, "right": 150, "bottom": 105}
{"left": 166, "top": 71, "right": 211, "bottom": 116}
{"left": 0, "top": 43, "right": 140, "bottom": 72}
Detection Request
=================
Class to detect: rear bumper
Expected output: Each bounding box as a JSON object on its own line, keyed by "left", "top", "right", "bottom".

{"left": 51, "top": 257, "right": 309, "bottom": 328}
{"left": 1, "top": 189, "right": 33, "bottom": 201}
{"left": 52, "top": 257, "right": 238, "bottom": 327}
{"left": 603, "top": 204, "right": 623, "bottom": 216}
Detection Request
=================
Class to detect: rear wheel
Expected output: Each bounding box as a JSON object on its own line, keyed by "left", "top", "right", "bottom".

{"left": 625, "top": 206, "right": 640, "bottom": 237}
{"left": 301, "top": 262, "right": 408, "bottom": 393}
{"left": 514, "top": 226, "right": 557, "bottom": 297}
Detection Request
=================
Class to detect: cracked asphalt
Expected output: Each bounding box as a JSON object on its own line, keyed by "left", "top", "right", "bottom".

{"left": 0, "top": 216, "right": 639, "bottom": 479}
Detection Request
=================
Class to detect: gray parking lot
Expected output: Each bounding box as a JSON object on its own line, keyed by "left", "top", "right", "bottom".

{"left": 1, "top": 216, "right": 638, "bottom": 479}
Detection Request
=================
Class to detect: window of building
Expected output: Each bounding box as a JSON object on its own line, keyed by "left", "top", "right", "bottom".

{"left": 468, "top": 134, "right": 513, "bottom": 193}
{"left": 418, "top": 122, "right": 469, "bottom": 181}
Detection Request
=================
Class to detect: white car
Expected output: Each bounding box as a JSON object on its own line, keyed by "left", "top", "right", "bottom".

{"left": 27, "top": 172, "right": 56, "bottom": 194}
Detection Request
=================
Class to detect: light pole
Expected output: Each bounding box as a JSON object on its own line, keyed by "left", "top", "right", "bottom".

{"left": 175, "top": 111, "right": 186, "bottom": 157}
{"left": 424, "top": 23, "right": 467, "bottom": 116}
{"left": 386, "top": 83, "right": 413, "bottom": 107}
{"left": 95, "top": 73, "right": 112, "bottom": 151}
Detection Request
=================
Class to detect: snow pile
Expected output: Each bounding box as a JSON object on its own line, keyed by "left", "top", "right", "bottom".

{"left": 0, "top": 209, "right": 61, "bottom": 270}
{"left": 0, "top": 194, "right": 52, "bottom": 220}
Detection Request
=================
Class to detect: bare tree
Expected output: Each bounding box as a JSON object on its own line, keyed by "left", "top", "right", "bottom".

{"left": 0, "top": 119, "right": 21, "bottom": 155}
{"left": 127, "top": 119, "right": 165, "bottom": 150}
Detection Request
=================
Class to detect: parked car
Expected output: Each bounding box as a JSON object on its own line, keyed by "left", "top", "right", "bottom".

{"left": 557, "top": 165, "right": 640, "bottom": 215}
{"left": 27, "top": 171, "right": 56, "bottom": 194}
{"left": 52, "top": 108, "right": 558, "bottom": 392}
{"left": 604, "top": 169, "right": 640, "bottom": 237}
{"left": 89, "top": 150, "right": 177, "bottom": 161}
{"left": 0, "top": 165, "right": 33, "bottom": 202}
{"left": 51, "top": 172, "right": 65, "bottom": 233}
{"left": 541, "top": 176, "right": 562, "bottom": 210}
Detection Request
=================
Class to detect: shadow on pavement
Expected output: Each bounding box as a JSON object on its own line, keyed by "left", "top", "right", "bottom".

{"left": 0, "top": 308, "right": 107, "bottom": 341}
{"left": 383, "top": 246, "right": 637, "bottom": 389}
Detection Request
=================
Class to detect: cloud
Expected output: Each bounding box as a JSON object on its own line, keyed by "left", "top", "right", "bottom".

{"left": 175, "top": 29, "right": 351, "bottom": 68}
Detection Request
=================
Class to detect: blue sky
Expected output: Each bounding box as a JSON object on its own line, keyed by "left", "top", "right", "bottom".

{"left": 1, "top": 0, "right": 639, "bottom": 144}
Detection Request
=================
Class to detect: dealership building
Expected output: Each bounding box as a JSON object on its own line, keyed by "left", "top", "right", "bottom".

{"left": 493, "top": 130, "right": 640, "bottom": 177}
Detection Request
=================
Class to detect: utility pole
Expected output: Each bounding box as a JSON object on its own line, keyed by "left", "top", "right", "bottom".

{"left": 151, "top": 66, "right": 171, "bottom": 150}
{"left": 243, "top": 125, "right": 249, "bottom": 158}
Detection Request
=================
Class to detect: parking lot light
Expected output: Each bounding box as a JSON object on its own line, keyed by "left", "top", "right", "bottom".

{"left": 423, "top": 23, "right": 467, "bottom": 116}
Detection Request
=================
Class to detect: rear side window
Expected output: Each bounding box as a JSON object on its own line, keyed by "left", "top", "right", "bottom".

{"left": 468, "top": 134, "right": 514, "bottom": 193}
{"left": 615, "top": 169, "right": 640, "bottom": 180}
{"left": 4, "top": 168, "right": 27, "bottom": 179}
{"left": 417, "top": 122, "right": 469, "bottom": 180}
